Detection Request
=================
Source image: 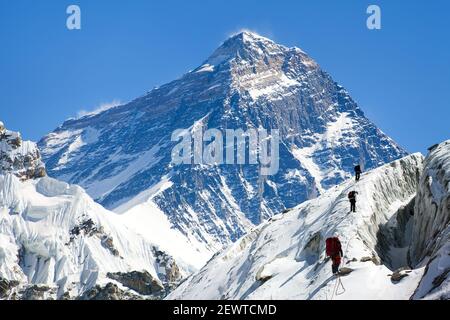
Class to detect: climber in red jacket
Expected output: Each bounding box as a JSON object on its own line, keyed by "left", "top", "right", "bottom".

{"left": 326, "top": 236, "right": 344, "bottom": 275}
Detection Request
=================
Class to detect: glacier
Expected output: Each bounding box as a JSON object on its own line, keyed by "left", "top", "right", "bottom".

{"left": 409, "top": 141, "right": 450, "bottom": 299}
{"left": 0, "top": 124, "right": 186, "bottom": 300}
{"left": 168, "top": 141, "right": 450, "bottom": 300}
{"left": 168, "top": 153, "right": 425, "bottom": 299}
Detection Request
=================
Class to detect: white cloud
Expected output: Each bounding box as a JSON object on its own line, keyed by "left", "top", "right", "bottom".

{"left": 77, "top": 99, "right": 122, "bottom": 118}
{"left": 226, "top": 28, "right": 275, "bottom": 41}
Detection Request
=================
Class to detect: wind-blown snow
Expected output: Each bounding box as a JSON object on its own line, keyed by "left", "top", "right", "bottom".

{"left": 195, "top": 64, "right": 215, "bottom": 73}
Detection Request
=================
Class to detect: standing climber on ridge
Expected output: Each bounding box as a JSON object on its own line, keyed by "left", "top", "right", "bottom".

{"left": 326, "top": 236, "right": 344, "bottom": 275}
{"left": 348, "top": 190, "right": 358, "bottom": 213}
{"left": 354, "top": 164, "right": 362, "bottom": 182}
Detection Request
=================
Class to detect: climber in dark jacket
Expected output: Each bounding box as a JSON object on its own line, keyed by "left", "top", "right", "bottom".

{"left": 354, "top": 164, "right": 362, "bottom": 182}
{"left": 348, "top": 191, "right": 358, "bottom": 213}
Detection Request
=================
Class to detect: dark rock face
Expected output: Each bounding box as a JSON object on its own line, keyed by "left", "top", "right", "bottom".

{"left": 80, "top": 283, "right": 143, "bottom": 300}
{"left": 390, "top": 267, "right": 411, "bottom": 283}
{"left": 338, "top": 267, "right": 353, "bottom": 276}
{"left": 101, "top": 235, "right": 120, "bottom": 257}
{"left": 107, "top": 271, "right": 164, "bottom": 297}
{"left": 69, "top": 219, "right": 98, "bottom": 238}
{"left": 39, "top": 32, "right": 407, "bottom": 253}
{"left": 21, "top": 285, "right": 52, "bottom": 300}
{"left": 0, "top": 121, "right": 46, "bottom": 180}
{"left": 152, "top": 248, "right": 183, "bottom": 292}
{"left": 69, "top": 219, "right": 120, "bottom": 256}
{"left": 0, "top": 278, "right": 19, "bottom": 299}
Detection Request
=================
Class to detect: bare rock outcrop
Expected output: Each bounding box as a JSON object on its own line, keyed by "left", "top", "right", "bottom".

{"left": 0, "top": 121, "right": 46, "bottom": 180}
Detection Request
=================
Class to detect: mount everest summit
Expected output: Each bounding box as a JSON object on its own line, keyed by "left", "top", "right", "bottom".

{"left": 38, "top": 32, "right": 406, "bottom": 267}
{"left": 1, "top": 32, "right": 448, "bottom": 300}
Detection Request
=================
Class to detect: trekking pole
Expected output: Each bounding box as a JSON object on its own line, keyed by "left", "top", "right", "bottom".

{"left": 330, "top": 274, "right": 340, "bottom": 300}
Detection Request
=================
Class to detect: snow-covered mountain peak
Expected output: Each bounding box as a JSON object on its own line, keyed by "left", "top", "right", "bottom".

{"left": 205, "top": 31, "right": 275, "bottom": 65}
{"left": 235, "top": 30, "right": 272, "bottom": 41}
{"left": 225, "top": 30, "right": 280, "bottom": 50}
{"left": 204, "top": 31, "right": 312, "bottom": 71}
{"left": 39, "top": 33, "right": 407, "bottom": 269}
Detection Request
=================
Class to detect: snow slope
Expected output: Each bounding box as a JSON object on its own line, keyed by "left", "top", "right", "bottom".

{"left": 0, "top": 173, "right": 188, "bottom": 299}
{"left": 168, "top": 154, "right": 425, "bottom": 300}
{"left": 39, "top": 31, "right": 406, "bottom": 266}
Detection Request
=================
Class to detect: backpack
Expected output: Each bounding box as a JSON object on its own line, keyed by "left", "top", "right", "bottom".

{"left": 348, "top": 191, "right": 356, "bottom": 200}
{"left": 326, "top": 237, "right": 341, "bottom": 257}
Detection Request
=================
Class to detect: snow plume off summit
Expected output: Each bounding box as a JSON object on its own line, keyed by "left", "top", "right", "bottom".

{"left": 39, "top": 31, "right": 407, "bottom": 267}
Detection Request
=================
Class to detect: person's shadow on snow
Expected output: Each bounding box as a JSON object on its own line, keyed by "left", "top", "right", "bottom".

{"left": 306, "top": 275, "right": 335, "bottom": 300}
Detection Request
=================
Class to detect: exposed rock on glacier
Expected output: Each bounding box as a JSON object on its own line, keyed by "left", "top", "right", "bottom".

{"left": 80, "top": 282, "right": 142, "bottom": 300}
{"left": 0, "top": 277, "right": 19, "bottom": 299}
{"left": 106, "top": 271, "right": 164, "bottom": 296}
{"left": 39, "top": 31, "right": 407, "bottom": 266}
{"left": 168, "top": 154, "right": 425, "bottom": 300}
{"left": 0, "top": 123, "right": 45, "bottom": 180}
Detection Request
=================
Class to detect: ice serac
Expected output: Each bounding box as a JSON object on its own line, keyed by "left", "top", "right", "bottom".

{"left": 410, "top": 140, "right": 450, "bottom": 299}
{"left": 168, "top": 154, "right": 425, "bottom": 300}
{"left": 39, "top": 31, "right": 407, "bottom": 265}
{"left": 0, "top": 123, "right": 186, "bottom": 300}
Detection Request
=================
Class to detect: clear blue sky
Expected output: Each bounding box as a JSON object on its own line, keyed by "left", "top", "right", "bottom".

{"left": 1, "top": 0, "right": 449, "bottom": 153}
